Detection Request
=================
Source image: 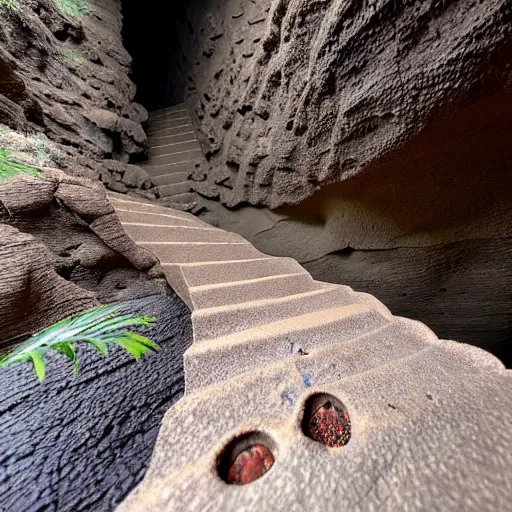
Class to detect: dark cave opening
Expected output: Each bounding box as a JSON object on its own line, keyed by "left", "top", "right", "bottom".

{"left": 121, "top": 0, "right": 189, "bottom": 112}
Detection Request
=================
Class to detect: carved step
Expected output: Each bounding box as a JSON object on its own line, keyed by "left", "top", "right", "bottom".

{"left": 191, "top": 286, "right": 371, "bottom": 342}
{"left": 184, "top": 303, "right": 390, "bottom": 390}
{"left": 145, "top": 149, "right": 203, "bottom": 166}
{"left": 149, "top": 132, "right": 197, "bottom": 145}
{"left": 153, "top": 172, "right": 190, "bottom": 186}
{"left": 148, "top": 116, "right": 193, "bottom": 131}
{"left": 162, "top": 256, "right": 308, "bottom": 288}
{"left": 149, "top": 103, "right": 186, "bottom": 118}
{"left": 121, "top": 224, "right": 242, "bottom": 244}
{"left": 116, "top": 209, "right": 201, "bottom": 227}
{"left": 108, "top": 196, "right": 201, "bottom": 220}
{"left": 158, "top": 181, "right": 193, "bottom": 197}
{"left": 189, "top": 272, "right": 327, "bottom": 309}
{"left": 147, "top": 124, "right": 194, "bottom": 138}
{"left": 138, "top": 241, "right": 270, "bottom": 264}
{"left": 149, "top": 140, "right": 201, "bottom": 157}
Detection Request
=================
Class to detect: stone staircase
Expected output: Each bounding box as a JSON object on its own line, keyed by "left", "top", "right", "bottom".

{"left": 139, "top": 104, "right": 203, "bottom": 211}
{"left": 108, "top": 191, "right": 512, "bottom": 512}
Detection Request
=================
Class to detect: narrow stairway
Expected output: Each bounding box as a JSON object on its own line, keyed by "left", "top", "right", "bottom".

{"left": 139, "top": 103, "right": 204, "bottom": 212}
{"left": 107, "top": 191, "right": 395, "bottom": 392}
{"left": 108, "top": 191, "right": 512, "bottom": 512}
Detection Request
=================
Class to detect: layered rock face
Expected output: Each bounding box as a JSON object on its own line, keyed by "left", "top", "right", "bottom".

{"left": 0, "top": 0, "right": 157, "bottom": 198}
{"left": 0, "top": 167, "right": 167, "bottom": 351}
{"left": 140, "top": 0, "right": 512, "bottom": 365}
{"left": 173, "top": 0, "right": 512, "bottom": 207}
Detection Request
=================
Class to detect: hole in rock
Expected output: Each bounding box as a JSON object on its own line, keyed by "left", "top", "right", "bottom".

{"left": 302, "top": 393, "right": 351, "bottom": 448}
{"left": 217, "top": 431, "right": 276, "bottom": 485}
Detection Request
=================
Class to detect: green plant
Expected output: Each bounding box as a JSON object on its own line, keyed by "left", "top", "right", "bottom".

{"left": 56, "top": 0, "right": 92, "bottom": 16}
{"left": 0, "top": 305, "right": 159, "bottom": 381}
{"left": 0, "top": 148, "right": 43, "bottom": 182}
{"left": 0, "top": 0, "right": 19, "bottom": 10}
{"left": 62, "top": 48, "right": 86, "bottom": 68}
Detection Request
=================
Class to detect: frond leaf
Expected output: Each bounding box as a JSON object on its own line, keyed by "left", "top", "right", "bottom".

{"left": 0, "top": 305, "right": 159, "bottom": 381}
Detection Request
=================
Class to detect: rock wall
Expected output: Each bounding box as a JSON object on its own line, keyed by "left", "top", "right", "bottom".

{"left": 164, "top": 0, "right": 512, "bottom": 366}
{"left": 0, "top": 167, "right": 167, "bottom": 351}
{"left": 177, "top": 0, "right": 512, "bottom": 208}
{"left": 0, "top": 0, "right": 157, "bottom": 199}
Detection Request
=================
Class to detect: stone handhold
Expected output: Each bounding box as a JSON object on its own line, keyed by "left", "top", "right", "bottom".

{"left": 210, "top": 30, "right": 224, "bottom": 41}
{"left": 248, "top": 15, "right": 266, "bottom": 25}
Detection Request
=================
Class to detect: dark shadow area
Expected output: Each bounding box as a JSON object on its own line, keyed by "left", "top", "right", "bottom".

{"left": 0, "top": 292, "right": 192, "bottom": 512}
{"left": 121, "top": 0, "right": 189, "bottom": 111}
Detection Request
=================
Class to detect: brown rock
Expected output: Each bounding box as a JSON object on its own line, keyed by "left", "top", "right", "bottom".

{"left": 0, "top": 224, "right": 97, "bottom": 349}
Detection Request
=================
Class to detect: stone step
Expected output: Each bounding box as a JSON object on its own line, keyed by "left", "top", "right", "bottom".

{"left": 149, "top": 103, "right": 186, "bottom": 116}
{"left": 153, "top": 172, "right": 190, "bottom": 186}
{"left": 108, "top": 195, "right": 202, "bottom": 222}
{"left": 148, "top": 117, "right": 193, "bottom": 131}
{"left": 149, "top": 111, "right": 190, "bottom": 124}
{"left": 189, "top": 272, "right": 328, "bottom": 310}
{"left": 138, "top": 241, "right": 269, "bottom": 264}
{"left": 149, "top": 104, "right": 186, "bottom": 117}
{"left": 121, "top": 224, "right": 243, "bottom": 244}
{"left": 184, "top": 303, "right": 390, "bottom": 390}
{"left": 158, "top": 181, "right": 192, "bottom": 197}
{"left": 149, "top": 140, "right": 201, "bottom": 157}
{"left": 115, "top": 208, "right": 205, "bottom": 227}
{"left": 138, "top": 160, "right": 193, "bottom": 177}
{"left": 148, "top": 124, "right": 194, "bottom": 138}
{"left": 149, "top": 132, "right": 197, "bottom": 145}
{"left": 146, "top": 149, "right": 203, "bottom": 166}
{"left": 162, "top": 257, "right": 307, "bottom": 289}
{"left": 191, "top": 286, "right": 366, "bottom": 342}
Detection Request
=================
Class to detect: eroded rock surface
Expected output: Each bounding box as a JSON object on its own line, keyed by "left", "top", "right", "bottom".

{"left": 0, "top": 168, "right": 167, "bottom": 351}
{"left": 0, "top": 0, "right": 156, "bottom": 197}
{"left": 167, "top": 0, "right": 512, "bottom": 208}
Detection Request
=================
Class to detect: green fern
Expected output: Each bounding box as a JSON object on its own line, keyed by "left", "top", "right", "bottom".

{"left": 0, "top": 149, "right": 43, "bottom": 183}
{"left": 0, "top": 305, "right": 159, "bottom": 381}
{"left": 0, "top": 0, "right": 19, "bottom": 10}
{"left": 57, "top": 0, "right": 92, "bottom": 16}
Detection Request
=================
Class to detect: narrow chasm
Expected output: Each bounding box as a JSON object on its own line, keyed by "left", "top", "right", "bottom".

{"left": 121, "top": 0, "right": 189, "bottom": 111}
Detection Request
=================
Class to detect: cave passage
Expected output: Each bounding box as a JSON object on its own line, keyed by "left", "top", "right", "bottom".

{"left": 121, "top": 0, "right": 189, "bottom": 111}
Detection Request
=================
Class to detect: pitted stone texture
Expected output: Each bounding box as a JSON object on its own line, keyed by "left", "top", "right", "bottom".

{"left": 0, "top": 224, "right": 97, "bottom": 348}
{"left": 179, "top": 0, "right": 512, "bottom": 209}
{"left": 0, "top": 0, "right": 149, "bottom": 184}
